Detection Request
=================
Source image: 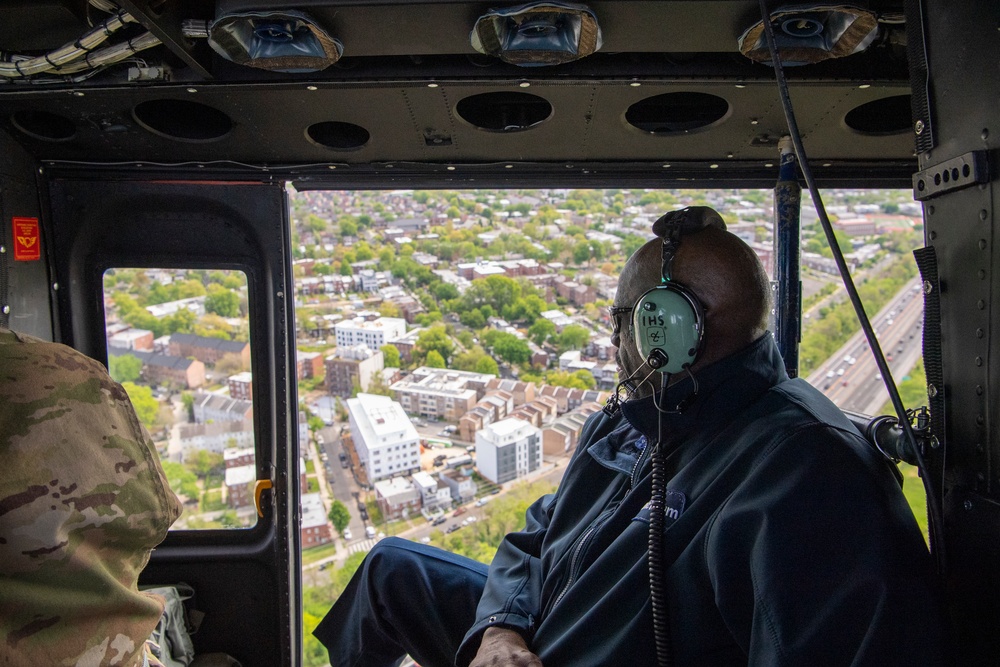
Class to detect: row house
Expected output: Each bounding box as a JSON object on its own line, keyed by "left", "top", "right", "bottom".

{"left": 555, "top": 279, "right": 596, "bottom": 306}
{"left": 179, "top": 420, "right": 254, "bottom": 458}
{"left": 109, "top": 348, "right": 206, "bottom": 389}
{"left": 485, "top": 378, "right": 536, "bottom": 406}
{"left": 301, "top": 493, "right": 333, "bottom": 548}
{"left": 536, "top": 385, "right": 609, "bottom": 415}
{"left": 169, "top": 332, "right": 251, "bottom": 368}
{"left": 439, "top": 467, "right": 476, "bottom": 504}
{"left": 193, "top": 392, "right": 253, "bottom": 424}
{"left": 296, "top": 351, "right": 324, "bottom": 380}
{"left": 508, "top": 395, "right": 559, "bottom": 428}
{"left": 374, "top": 477, "right": 422, "bottom": 520}
{"left": 411, "top": 471, "right": 453, "bottom": 510}
{"left": 387, "top": 327, "right": 422, "bottom": 364}
{"left": 458, "top": 390, "right": 514, "bottom": 442}
{"left": 542, "top": 403, "right": 603, "bottom": 455}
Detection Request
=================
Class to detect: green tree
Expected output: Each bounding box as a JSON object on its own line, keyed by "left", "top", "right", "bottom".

{"left": 380, "top": 344, "right": 401, "bottom": 368}
{"left": 475, "top": 356, "right": 500, "bottom": 375}
{"left": 161, "top": 461, "right": 199, "bottom": 501}
{"left": 181, "top": 392, "right": 195, "bottom": 422}
{"left": 415, "top": 325, "right": 455, "bottom": 365}
{"left": 122, "top": 382, "right": 159, "bottom": 428}
{"left": 556, "top": 324, "right": 591, "bottom": 353}
{"left": 205, "top": 284, "right": 240, "bottom": 317}
{"left": 186, "top": 450, "right": 225, "bottom": 479}
{"left": 328, "top": 499, "right": 351, "bottom": 533}
{"left": 528, "top": 319, "right": 556, "bottom": 346}
{"left": 108, "top": 353, "right": 143, "bottom": 383}
{"left": 426, "top": 350, "right": 446, "bottom": 368}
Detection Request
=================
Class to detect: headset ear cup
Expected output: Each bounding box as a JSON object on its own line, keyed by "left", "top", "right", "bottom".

{"left": 632, "top": 284, "right": 705, "bottom": 374}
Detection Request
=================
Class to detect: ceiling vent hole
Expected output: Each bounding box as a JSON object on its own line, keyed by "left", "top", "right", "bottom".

{"left": 133, "top": 99, "right": 233, "bottom": 142}
{"left": 11, "top": 110, "right": 76, "bottom": 142}
{"left": 844, "top": 95, "right": 911, "bottom": 135}
{"left": 306, "top": 122, "right": 370, "bottom": 150}
{"left": 456, "top": 92, "right": 552, "bottom": 132}
{"left": 625, "top": 92, "right": 730, "bottom": 134}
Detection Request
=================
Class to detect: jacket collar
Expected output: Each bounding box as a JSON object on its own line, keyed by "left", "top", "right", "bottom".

{"left": 620, "top": 333, "right": 788, "bottom": 446}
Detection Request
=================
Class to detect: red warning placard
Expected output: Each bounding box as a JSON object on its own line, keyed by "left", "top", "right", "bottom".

{"left": 12, "top": 217, "right": 40, "bottom": 261}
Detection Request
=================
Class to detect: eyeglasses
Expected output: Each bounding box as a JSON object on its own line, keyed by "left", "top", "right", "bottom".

{"left": 608, "top": 305, "right": 634, "bottom": 336}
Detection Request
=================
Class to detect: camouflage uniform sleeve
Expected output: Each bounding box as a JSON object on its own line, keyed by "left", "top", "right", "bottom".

{"left": 0, "top": 327, "right": 182, "bottom": 667}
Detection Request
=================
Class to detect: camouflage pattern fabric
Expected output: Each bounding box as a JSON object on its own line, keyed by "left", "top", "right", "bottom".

{"left": 0, "top": 327, "right": 181, "bottom": 667}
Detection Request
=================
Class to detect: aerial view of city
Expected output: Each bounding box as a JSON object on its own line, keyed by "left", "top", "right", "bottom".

{"left": 100, "top": 187, "right": 927, "bottom": 665}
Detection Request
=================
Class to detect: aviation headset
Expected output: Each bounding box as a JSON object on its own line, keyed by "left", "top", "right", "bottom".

{"left": 630, "top": 207, "right": 726, "bottom": 374}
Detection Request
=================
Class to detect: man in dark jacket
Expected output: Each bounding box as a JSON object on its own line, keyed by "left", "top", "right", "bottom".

{"left": 315, "top": 207, "right": 945, "bottom": 666}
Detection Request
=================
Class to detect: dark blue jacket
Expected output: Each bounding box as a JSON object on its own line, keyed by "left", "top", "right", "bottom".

{"left": 457, "top": 334, "right": 944, "bottom": 665}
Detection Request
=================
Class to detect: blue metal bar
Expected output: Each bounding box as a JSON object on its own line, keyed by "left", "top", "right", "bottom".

{"left": 773, "top": 137, "right": 802, "bottom": 377}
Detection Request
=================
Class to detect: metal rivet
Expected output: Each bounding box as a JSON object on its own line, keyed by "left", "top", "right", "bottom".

{"left": 977, "top": 328, "right": 985, "bottom": 338}
{"left": 915, "top": 119, "right": 925, "bottom": 135}
{"left": 490, "top": 616, "right": 497, "bottom": 622}
{"left": 964, "top": 499, "right": 973, "bottom": 511}
{"left": 930, "top": 436, "right": 940, "bottom": 449}
{"left": 928, "top": 384, "right": 938, "bottom": 398}
{"left": 306, "top": 85, "right": 317, "bottom": 91}
{"left": 983, "top": 128, "right": 990, "bottom": 141}
{"left": 186, "top": 87, "right": 197, "bottom": 93}
{"left": 1, "top": 305, "right": 8, "bottom": 314}
{"left": 928, "top": 205, "right": 935, "bottom": 215}
{"left": 750, "top": 118, "right": 759, "bottom": 125}
{"left": 930, "top": 231, "right": 937, "bottom": 240}
{"left": 519, "top": 82, "right": 531, "bottom": 88}
{"left": 923, "top": 281, "right": 933, "bottom": 294}
{"left": 976, "top": 356, "right": 983, "bottom": 366}
{"left": 980, "top": 269, "right": 987, "bottom": 280}
{"left": 979, "top": 239, "right": 988, "bottom": 250}
{"left": 978, "top": 299, "right": 986, "bottom": 310}
{"left": 276, "top": 291, "right": 284, "bottom": 298}
{"left": 981, "top": 209, "right": 989, "bottom": 220}
{"left": 0, "top": 245, "right": 5, "bottom": 253}
{"left": 976, "top": 385, "right": 984, "bottom": 395}
{"left": 977, "top": 415, "right": 985, "bottom": 425}
{"left": 52, "top": 283, "right": 59, "bottom": 291}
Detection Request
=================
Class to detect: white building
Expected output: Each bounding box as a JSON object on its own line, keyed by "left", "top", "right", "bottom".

{"left": 179, "top": 420, "right": 254, "bottom": 457}
{"left": 411, "top": 471, "right": 452, "bottom": 509}
{"left": 334, "top": 316, "right": 406, "bottom": 349}
{"left": 475, "top": 418, "right": 543, "bottom": 485}
{"left": 347, "top": 393, "right": 421, "bottom": 483}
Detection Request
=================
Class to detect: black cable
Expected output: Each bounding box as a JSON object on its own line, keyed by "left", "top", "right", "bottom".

{"left": 756, "top": 0, "right": 946, "bottom": 574}
{"left": 648, "top": 371, "right": 672, "bottom": 667}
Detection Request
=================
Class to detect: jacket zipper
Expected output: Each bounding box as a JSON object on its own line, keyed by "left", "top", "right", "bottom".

{"left": 551, "top": 440, "right": 652, "bottom": 610}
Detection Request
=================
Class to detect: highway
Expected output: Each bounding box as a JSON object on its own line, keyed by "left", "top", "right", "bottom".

{"left": 806, "top": 277, "right": 924, "bottom": 415}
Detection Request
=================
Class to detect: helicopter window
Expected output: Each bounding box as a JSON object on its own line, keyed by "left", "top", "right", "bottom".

{"left": 102, "top": 267, "right": 258, "bottom": 530}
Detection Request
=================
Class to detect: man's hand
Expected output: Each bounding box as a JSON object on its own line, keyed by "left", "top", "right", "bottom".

{"left": 469, "top": 627, "right": 543, "bottom": 667}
